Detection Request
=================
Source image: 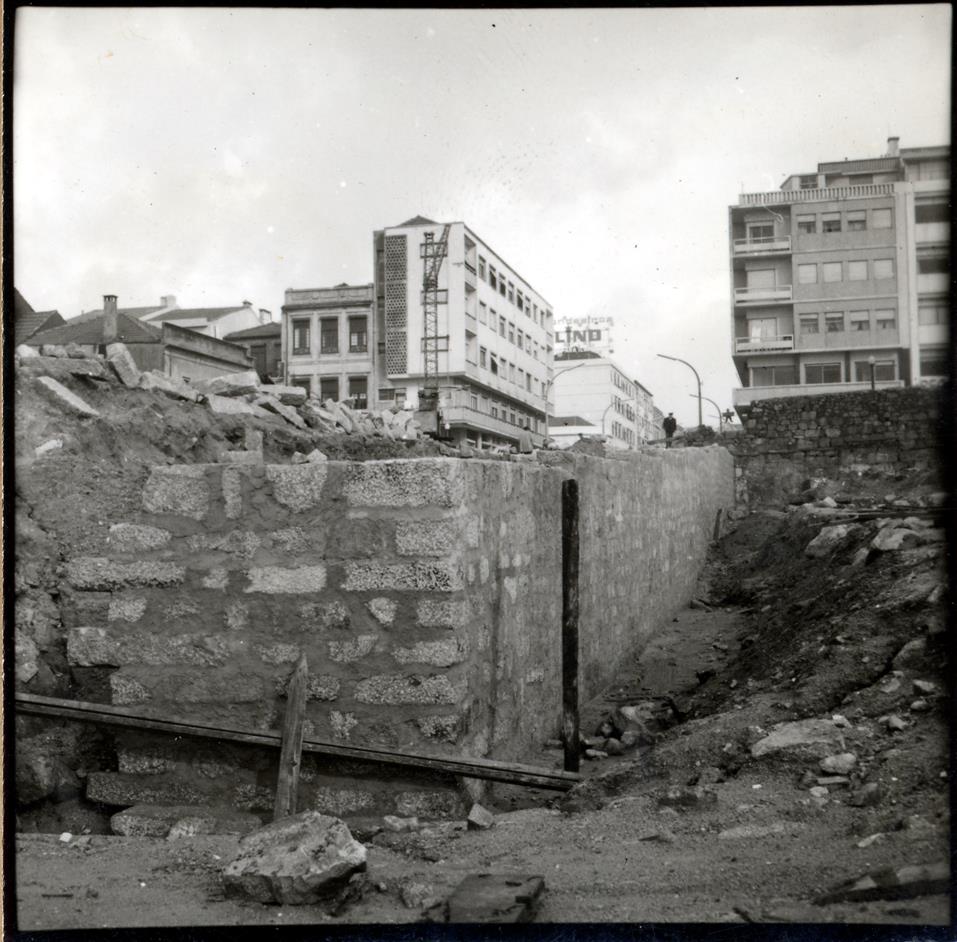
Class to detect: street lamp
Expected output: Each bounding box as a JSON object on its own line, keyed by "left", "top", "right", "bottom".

{"left": 868, "top": 355, "right": 876, "bottom": 392}
{"left": 689, "top": 393, "right": 726, "bottom": 426}
{"left": 543, "top": 359, "right": 589, "bottom": 418}
{"left": 657, "top": 353, "right": 703, "bottom": 428}
{"left": 601, "top": 397, "right": 638, "bottom": 442}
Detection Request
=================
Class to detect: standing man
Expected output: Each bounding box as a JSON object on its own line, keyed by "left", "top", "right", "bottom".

{"left": 662, "top": 412, "right": 677, "bottom": 448}
{"left": 517, "top": 423, "right": 534, "bottom": 455}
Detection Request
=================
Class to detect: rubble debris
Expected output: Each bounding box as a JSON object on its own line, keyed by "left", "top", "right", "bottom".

{"left": 804, "top": 524, "right": 859, "bottom": 558}
{"left": 110, "top": 804, "right": 262, "bottom": 838}
{"left": 260, "top": 384, "right": 308, "bottom": 405}
{"left": 205, "top": 393, "right": 270, "bottom": 417}
{"left": 222, "top": 811, "right": 367, "bottom": 905}
{"left": 467, "top": 803, "right": 495, "bottom": 830}
{"left": 196, "top": 370, "right": 261, "bottom": 397}
{"left": 423, "top": 873, "right": 545, "bottom": 923}
{"left": 254, "top": 394, "right": 308, "bottom": 429}
{"left": 814, "top": 860, "right": 949, "bottom": 905}
{"left": 750, "top": 719, "right": 845, "bottom": 758}
{"left": 34, "top": 439, "right": 64, "bottom": 458}
{"left": 16, "top": 343, "right": 40, "bottom": 358}
{"left": 658, "top": 785, "right": 717, "bottom": 810}
{"left": 382, "top": 815, "right": 420, "bottom": 833}
{"left": 35, "top": 376, "right": 99, "bottom": 417}
{"left": 106, "top": 342, "right": 141, "bottom": 388}
{"left": 819, "top": 753, "right": 857, "bottom": 775}
{"left": 139, "top": 371, "right": 199, "bottom": 402}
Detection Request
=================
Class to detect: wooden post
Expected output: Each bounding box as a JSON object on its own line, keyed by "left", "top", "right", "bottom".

{"left": 274, "top": 654, "right": 308, "bottom": 821}
{"left": 561, "top": 478, "right": 580, "bottom": 773}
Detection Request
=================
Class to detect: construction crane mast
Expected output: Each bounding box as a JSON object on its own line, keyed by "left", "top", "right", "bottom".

{"left": 420, "top": 224, "right": 451, "bottom": 406}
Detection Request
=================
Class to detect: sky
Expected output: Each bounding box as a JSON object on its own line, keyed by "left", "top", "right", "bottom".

{"left": 13, "top": 6, "right": 951, "bottom": 426}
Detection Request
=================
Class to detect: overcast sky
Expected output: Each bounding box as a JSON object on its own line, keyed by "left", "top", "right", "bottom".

{"left": 14, "top": 6, "right": 951, "bottom": 425}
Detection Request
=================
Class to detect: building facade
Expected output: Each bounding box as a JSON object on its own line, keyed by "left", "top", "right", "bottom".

{"left": 223, "top": 321, "right": 282, "bottom": 382}
{"left": 281, "top": 283, "right": 375, "bottom": 407}
{"left": 730, "top": 137, "right": 949, "bottom": 407}
{"left": 372, "top": 216, "right": 554, "bottom": 448}
{"left": 554, "top": 315, "right": 615, "bottom": 358}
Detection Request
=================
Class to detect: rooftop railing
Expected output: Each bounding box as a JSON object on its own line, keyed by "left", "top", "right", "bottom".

{"left": 737, "top": 183, "right": 895, "bottom": 207}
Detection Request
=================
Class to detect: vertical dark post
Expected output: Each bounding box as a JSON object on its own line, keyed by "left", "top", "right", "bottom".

{"left": 561, "top": 478, "right": 580, "bottom": 773}
{"left": 274, "top": 654, "right": 308, "bottom": 821}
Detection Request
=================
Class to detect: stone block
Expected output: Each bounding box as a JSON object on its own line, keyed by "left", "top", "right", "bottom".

{"left": 255, "top": 395, "right": 308, "bottom": 429}
{"left": 245, "top": 565, "right": 326, "bottom": 594}
{"left": 197, "top": 371, "right": 261, "bottom": 397}
{"left": 327, "top": 635, "right": 378, "bottom": 663}
{"left": 395, "top": 790, "right": 466, "bottom": 819}
{"left": 106, "top": 343, "right": 142, "bottom": 387}
{"left": 206, "top": 393, "right": 270, "bottom": 417}
{"left": 142, "top": 464, "right": 211, "bottom": 520}
{"left": 344, "top": 460, "right": 464, "bottom": 508}
{"left": 108, "top": 523, "right": 172, "bottom": 552}
{"left": 35, "top": 376, "right": 99, "bottom": 417}
{"left": 871, "top": 528, "right": 921, "bottom": 552}
{"left": 265, "top": 464, "right": 328, "bottom": 511}
{"left": 139, "top": 371, "right": 200, "bottom": 402}
{"left": 68, "top": 626, "right": 231, "bottom": 667}
{"left": 222, "top": 811, "right": 367, "bottom": 906}
{"left": 306, "top": 787, "right": 377, "bottom": 816}
{"left": 111, "top": 804, "right": 262, "bottom": 838}
{"left": 255, "top": 642, "right": 301, "bottom": 665}
{"left": 222, "top": 467, "right": 244, "bottom": 519}
{"left": 367, "top": 598, "right": 398, "bottom": 626}
{"left": 416, "top": 715, "right": 460, "bottom": 742}
{"left": 355, "top": 674, "right": 460, "bottom": 705}
{"left": 15, "top": 632, "right": 40, "bottom": 684}
{"left": 34, "top": 438, "right": 64, "bottom": 458}
{"left": 393, "top": 638, "right": 468, "bottom": 667}
{"left": 395, "top": 520, "right": 460, "bottom": 557}
{"left": 221, "top": 450, "right": 263, "bottom": 465}
{"left": 416, "top": 599, "right": 472, "bottom": 629}
{"left": 260, "top": 384, "right": 308, "bottom": 405}
{"left": 109, "top": 673, "right": 152, "bottom": 704}
{"left": 299, "top": 601, "right": 350, "bottom": 630}
{"left": 65, "top": 557, "right": 185, "bottom": 590}
{"left": 185, "top": 529, "right": 261, "bottom": 558}
{"left": 342, "top": 562, "right": 462, "bottom": 593}
{"left": 804, "top": 524, "right": 860, "bottom": 558}
{"left": 86, "top": 772, "right": 211, "bottom": 807}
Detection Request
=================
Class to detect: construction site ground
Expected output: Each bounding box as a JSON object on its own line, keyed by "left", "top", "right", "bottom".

{"left": 13, "top": 368, "right": 951, "bottom": 929}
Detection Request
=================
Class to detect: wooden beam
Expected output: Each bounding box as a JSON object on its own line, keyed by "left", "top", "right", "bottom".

{"left": 15, "top": 693, "right": 580, "bottom": 791}
{"left": 274, "top": 654, "right": 308, "bottom": 821}
{"left": 561, "top": 478, "right": 581, "bottom": 774}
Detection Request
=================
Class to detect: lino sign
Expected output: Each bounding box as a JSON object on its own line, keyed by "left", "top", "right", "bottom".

{"left": 555, "top": 316, "right": 614, "bottom": 357}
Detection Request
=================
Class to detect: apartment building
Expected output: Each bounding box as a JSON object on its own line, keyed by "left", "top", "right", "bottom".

{"left": 730, "top": 137, "right": 949, "bottom": 407}
{"left": 373, "top": 216, "right": 554, "bottom": 448}
{"left": 282, "top": 283, "right": 374, "bottom": 406}
{"left": 549, "top": 351, "right": 648, "bottom": 449}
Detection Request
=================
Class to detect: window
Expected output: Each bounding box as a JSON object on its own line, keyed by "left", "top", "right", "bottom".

{"left": 292, "top": 318, "right": 311, "bottom": 355}
{"left": 751, "top": 365, "right": 797, "bottom": 386}
{"left": 378, "top": 388, "right": 395, "bottom": 401}
{"left": 747, "top": 223, "right": 774, "bottom": 242}
{"left": 799, "top": 175, "right": 818, "bottom": 190}
{"left": 919, "top": 301, "right": 949, "bottom": 325}
{"left": 479, "top": 347, "right": 487, "bottom": 368}
{"left": 749, "top": 317, "right": 777, "bottom": 340}
{"left": 875, "top": 309, "right": 896, "bottom": 330}
{"left": 509, "top": 411, "right": 516, "bottom": 425}
{"left": 825, "top": 313, "right": 844, "bottom": 333}
{"left": 290, "top": 376, "right": 312, "bottom": 393}
{"left": 320, "top": 317, "right": 339, "bottom": 353}
{"left": 918, "top": 256, "right": 948, "bottom": 274}
{"left": 871, "top": 208, "right": 892, "bottom": 229}
{"left": 805, "top": 363, "right": 841, "bottom": 384}
{"left": 509, "top": 362, "right": 516, "bottom": 383}
{"left": 478, "top": 256, "right": 486, "bottom": 280}
{"left": 348, "top": 316, "right": 368, "bottom": 352}
{"left": 508, "top": 322, "right": 515, "bottom": 345}
{"left": 469, "top": 394, "right": 478, "bottom": 410}
{"left": 525, "top": 334, "right": 531, "bottom": 353}
{"left": 915, "top": 203, "right": 949, "bottom": 224}
{"left": 873, "top": 259, "right": 894, "bottom": 280}
{"left": 847, "top": 260, "right": 868, "bottom": 281}
{"left": 800, "top": 316, "right": 820, "bottom": 334}
{"left": 478, "top": 301, "right": 487, "bottom": 325}
{"left": 920, "top": 348, "right": 948, "bottom": 376}
{"left": 393, "top": 387, "right": 407, "bottom": 405}
{"left": 822, "top": 262, "right": 842, "bottom": 283}
{"left": 490, "top": 405, "right": 499, "bottom": 419}
{"left": 798, "top": 264, "right": 817, "bottom": 284}
{"left": 854, "top": 360, "right": 895, "bottom": 382}
{"left": 499, "top": 316, "right": 506, "bottom": 338}
{"left": 797, "top": 215, "right": 816, "bottom": 234}
{"left": 499, "top": 277, "right": 506, "bottom": 298}
{"left": 507, "top": 281, "right": 515, "bottom": 304}
{"left": 846, "top": 211, "right": 866, "bottom": 232}
{"left": 516, "top": 290, "right": 524, "bottom": 312}
{"left": 532, "top": 303, "right": 538, "bottom": 323}
{"left": 488, "top": 266, "right": 497, "bottom": 290}
{"left": 518, "top": 368, "right": 525, "bottom": 388}
{"left": 850, "top": 311, "right": 870, "bottom": 331}
{"left": 319, "top": 376, "right": 339, "bottom": 401}
{"left": 517, "top": 328, "right": 523, "bottom": 349}
{"left": 526, "top": 373, "right": 532, "bottom": 391}
{"left": 822, "top": 213, "right": 841, "bottom": 233}
{"left": 489, "top": 354, "right": 498, "bottom": 375}
{"left": 347, "top": 376, "right": 368, "bottom": 409}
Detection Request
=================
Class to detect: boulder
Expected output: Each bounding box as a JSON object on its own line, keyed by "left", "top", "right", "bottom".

{"left": 870, "top": 528, "right": 921, "bottom": 553}
{"left": 196, "top": 370, "right": 261, "bottom": 397}
{"left": 254, "top": 395, "right": 308, "bottom": 429}
{"left": 222, "top": 811, "right": 366, "bottom": 905}
{"left": 40, "top": 344, "right": 70, "bottom": 358}
{"left": 260, "top": 384, "right": 308, "bottom": 406}
{"left": 750, "top": 719, "right": 845, "bottom": 758}
{"left": 16, "top": 344, "right": 40, "bottom": 358}
{"left": 64, "top": 342, "right": 92, "bottom": 358}
{"left": 466, "top": 803, "right": 495, "bottom": 830}
{"left": 106, "top": 342, "right": 142, "bottom": 388}
{"left": 804, "top": 524, "right": 859, "bottom": 558}
{"left": 819, "top": 752, "right": 857, "bottom": 775}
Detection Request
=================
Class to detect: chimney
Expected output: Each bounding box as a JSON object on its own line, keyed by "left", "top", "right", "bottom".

{"left": 259, "top": 308, "right": 272, "bottom": 323}
{"left": 887, "top": 136, "right": 900, "bottom": 157}
{"left": 242, "top": 299, "right": 253, "bottom": 308}
{"left": 160, "top": 294, "right": 177, "bottom": 308}
{"left": 103, "top": 294, "right": 118, "bottom": 344}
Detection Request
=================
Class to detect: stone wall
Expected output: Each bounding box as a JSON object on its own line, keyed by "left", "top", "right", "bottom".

{"left": 731, "top": 387, "right": 949, "bottom": 506}
{"left": 66, "top": 450, "right": 733, "bottom": 816}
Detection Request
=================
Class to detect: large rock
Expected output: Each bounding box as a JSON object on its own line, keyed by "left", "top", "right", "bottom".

{"left": 750, "top": 719, "right": 845, "bottom": 758}
{"left": 206, "top": 394, "right": 270, "bottom": 418}
{"left": 260, "top": 384, "right": 307, "bottom": 406}
{"left": 139, "top": 371, "right": 200, "bottom": 402}
{"left": 106, "top": 342, "right": 142, "bottom": 388}
{"left": 870, "top": 528, "right": 921, "bottom": 552}
{"left": 804, "top": 524, "right": 859, "bottom": 558}
{"left": 253, "top": 395, "right": 308, "bottom": 429}
{"left": 111, "top": 804, "right": 262, "bottom": 838}
{"left": 197, "top": 371, "right": 261, "bottom": 398}
{"left": 35, "top": 376, "right": 99, "bottom": 417}
{"left": 222, "top": 811, "right": 367, "bottom": 905}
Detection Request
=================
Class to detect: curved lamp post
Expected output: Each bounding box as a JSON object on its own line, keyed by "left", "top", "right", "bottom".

{"left": 689, "top": 393, "right": 727, "bottom": 426}
{"left": 543, "top": 359, "right": 590, "bottom": 421}
{"left": 601, "top": 397, "right": 638, "bottom": 442}
{"left": 657, "top": 353, "right": 702, "bottom": 428}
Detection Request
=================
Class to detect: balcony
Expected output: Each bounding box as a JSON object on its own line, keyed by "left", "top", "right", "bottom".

{"left": 464, "top": 263, "right": 476, "bottom": 290}
{"left": 734, "top": 285, "right": 792, "bottom": 303}
{"left": 915, "top": 222, "right": 950, "bottom": 245}
{"left": 733, "top": 236, "right": 792, "bottom": 255}
{"left": 733, "top": 379, "right": 905, "bottom": 406}
{"left": 736, "top": 183, "right": 895, "bottom": 207}
{"left": 918, "top": 273, "right": 949, "bottom": 294}
{"left": 734, "top": 334, "right": 794, "bottom": 354}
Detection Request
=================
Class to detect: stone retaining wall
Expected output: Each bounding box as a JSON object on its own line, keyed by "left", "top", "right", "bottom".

{"left": 67, "top": 450, "right": 733, "bottom": 816}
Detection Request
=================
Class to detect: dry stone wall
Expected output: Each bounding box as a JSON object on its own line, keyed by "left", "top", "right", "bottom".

{"left": 65, "top": 450, "right": 733, "bottom": 816}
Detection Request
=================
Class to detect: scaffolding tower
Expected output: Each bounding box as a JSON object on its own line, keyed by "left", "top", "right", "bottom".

{"left": 420, "top": 225, "right": 450, "bottom": 401}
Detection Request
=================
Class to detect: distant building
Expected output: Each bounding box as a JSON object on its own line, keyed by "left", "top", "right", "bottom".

{"left": 75, "top": 295, "right": 179, "bottom": 324}
{"left": 28, "top": 294, "right": 253, "bottom": 381}
{"left": 13, "top": 288, "right": 66, "bottom": 346}
{"left": 224, "top": 321, "right": 282, "bottom": 382}
{"left": 551, "top": 351, "right": 650, "bottom": 449}
{"left": 546, "top": 414, "right": 600, "bottom": 449}
{"left": 730, "top": 136, "right": 950, "bottom": 407}
{"left": 373, "top": 216, "right": 554, "bottom": 449}
{"left": 633, "top": 380, "right": 656, "bottom": 443}
{"left": 282, "top": 283, "right": 375, "bottom": 407}
{"left": 145, "top": 301, "right": 272, "bottom": 339}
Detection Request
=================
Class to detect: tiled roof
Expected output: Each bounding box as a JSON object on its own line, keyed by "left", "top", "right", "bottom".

{"left": 150, "top": 307, "right": 245, "bottom": 323}
{"left": 224, "top": 322, "right": 281, "bottom": 340}
{"left": 28, "top": 312, "right": 162, "bottom": 346}
{"left": 72, "top": 305, "right": 166, "bottom": 324}
{"left": 14, "top": 288, "right": 67, "bottom": 345}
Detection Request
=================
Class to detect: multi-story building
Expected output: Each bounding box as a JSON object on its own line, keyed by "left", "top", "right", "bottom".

{"left": 281, "top": 283, "right": 375, "bottom": 406}
{"left": 224, "top": 321, "right": 282, "bottom": 382}
{"left": 730, "top": 137, "right": 949, "bottom": 407}
{"left": 550, "top": 351, "right": 647, "bottom": 449}
{"left": 373, "top": 216, "right": 554, "bottom": 448}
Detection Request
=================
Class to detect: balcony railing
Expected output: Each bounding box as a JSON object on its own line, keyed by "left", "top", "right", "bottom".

{"left": 734, "top": 334, "right": 794, "bottom": 353}
{"left": 734, "top": 285, "right": 792, "bottom": 303}
{"left": 733, "top": 379, "right": 905, "bottom": 406}
{"left": 733, "top": 236, "right": 792, "bottom": 255}
{"left": 737, "top": 183, "right": 895, "bottom": 207}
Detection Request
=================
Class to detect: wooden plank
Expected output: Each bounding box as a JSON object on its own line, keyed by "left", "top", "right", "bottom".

{"left": 561, "top": 478, "right": 581, "bottom": 774}
{"left": 423, "top": 873, "right": 545, "bottom": 923}
{"left": 15, "top": 693, "right": 580, "bottom": 791}
{"left": 273, "top": 654, "right": 308, "bottom": 821}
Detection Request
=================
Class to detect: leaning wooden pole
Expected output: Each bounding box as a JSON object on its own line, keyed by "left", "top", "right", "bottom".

{"left": 274, "top": 654, "right": 308, "bottom": 821}
{"left": 561, "top": 478, "right": 581, "bottom": 773}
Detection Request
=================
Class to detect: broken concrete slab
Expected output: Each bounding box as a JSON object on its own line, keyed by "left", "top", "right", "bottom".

{"left": 22, "top": 356, "right": 109, "bottom": 380}
{"left": 253, "top": 394, "right": 308, "bottom": 429}
{"left": 260, "top": 384, "right": 307, "bottom": 406}
{"left": 35, "top": 376, "right": 100, "bottom": 417}
{"left": 106, "top": 343, "right": 142, "bottom": 388}
{"left": 196, "top": 370, "right": 261, "bottom": 397}
{"left": 205, "top": 394, "right": 271, "bottom": 418}
{"left": 423, "top": 873, "right": 545, "bottom": 923}
{"left": 222, "top": 811, "right": 367, "bottom": 905}
{"left": 750, "top": 719, "right": 845, "bottom": 758}
{"left": 466, "top": 803, "right": 495, "bottom": 830}
{"left": 804, "top": 524, "right": 859, "bottom": 558}
{"left": 139, "top": 371, "right": 200, "bottom": 402}
{"left": 110, "top": 804, "right": 262, "bottom": 838}
{"left": 814, "top": 860, "right": 949, "bottom": 905}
